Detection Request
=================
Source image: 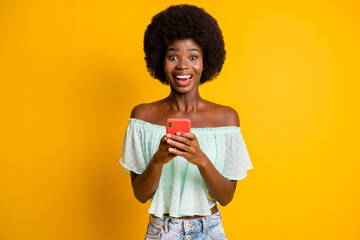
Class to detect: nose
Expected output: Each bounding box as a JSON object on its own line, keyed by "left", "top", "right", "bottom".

{"left": 176, "top": 58, "right": 189, "bottom": 70}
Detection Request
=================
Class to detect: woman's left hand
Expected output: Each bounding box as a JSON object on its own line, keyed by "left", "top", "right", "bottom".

{"left": 165, "top": 132, "right": 208, "bottom": 167}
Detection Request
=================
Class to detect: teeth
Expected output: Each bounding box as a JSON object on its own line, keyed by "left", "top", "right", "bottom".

{"left": 175, "top": 75, "right": 191, "bottom": 79}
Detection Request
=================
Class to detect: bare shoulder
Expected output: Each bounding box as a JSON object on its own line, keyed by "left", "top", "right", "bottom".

{"left": 217, "top": 105, "right": 240, "bottom": 127}
{"left": 204, "top": 101, "right": 240, "bottom": 127}
{"left": 130, "top": 103, "right": 149, "bottom": 119}
{"left": 130, "top": 100, "right": 165, "bottom": 123}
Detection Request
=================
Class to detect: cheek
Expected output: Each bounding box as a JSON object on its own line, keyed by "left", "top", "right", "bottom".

{"left": 194, "top": 61, "right": 203, "bottom": 73}
{"left": 163, "top": 62, "right": 172, "bottom": 75}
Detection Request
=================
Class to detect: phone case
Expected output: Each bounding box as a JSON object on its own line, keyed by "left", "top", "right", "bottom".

{"left": 166, "top": 118, "right": 191, "bottom": 134}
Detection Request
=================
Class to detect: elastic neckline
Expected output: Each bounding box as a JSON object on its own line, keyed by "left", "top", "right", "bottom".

{"left": 128, "top": 118, "right": 241, "bottom": 132}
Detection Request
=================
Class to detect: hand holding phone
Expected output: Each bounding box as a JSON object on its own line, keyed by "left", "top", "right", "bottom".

{"left": 165, "top": 118, "right": 207, "bottom": 167}
{"left": 166, "top": 118, "right": 191, "bottom": 135}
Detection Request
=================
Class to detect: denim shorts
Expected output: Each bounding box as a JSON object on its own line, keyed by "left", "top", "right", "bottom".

{"left": 144, "top": 210, "right": 227, "bottom": 240}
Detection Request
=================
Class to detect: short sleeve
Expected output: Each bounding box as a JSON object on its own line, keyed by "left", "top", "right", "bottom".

{"left": 119, "top": 123, "right": 146, "bottom": 174}
{"left": 219, "top": 129, "right": 253, "bottom": 180}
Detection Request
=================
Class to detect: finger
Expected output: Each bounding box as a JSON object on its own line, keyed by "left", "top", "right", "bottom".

{"left": 168, "top": 147, "right": 191, "bottom": 158}
{"left": 166, "top": 138, "right": 190, "bottom": 152}
{"left": 167, "top": 134, "right": 192, "bottom": 146}
{"left": 175, "top": 132, "right": 196, "bottom": 140}
{"left": 161, "top": 135, "right": 167, "bottom": 143}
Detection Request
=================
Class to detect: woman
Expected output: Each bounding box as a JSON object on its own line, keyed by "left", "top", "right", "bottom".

{"left": 120, "top": 4, "right": 253, "bottom": 239}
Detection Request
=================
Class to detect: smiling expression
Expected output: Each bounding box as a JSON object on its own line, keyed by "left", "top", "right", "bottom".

{"left": 164, "top": 39, "right": 203, "bottom": 93}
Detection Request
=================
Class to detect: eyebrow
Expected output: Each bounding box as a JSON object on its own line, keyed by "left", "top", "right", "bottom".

{"left": 167, "top": 48, "right": 200, "bottom": 52}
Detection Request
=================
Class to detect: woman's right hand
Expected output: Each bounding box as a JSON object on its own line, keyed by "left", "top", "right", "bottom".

{"left": 152, "top": 135, "right": 177, "bottom": 165}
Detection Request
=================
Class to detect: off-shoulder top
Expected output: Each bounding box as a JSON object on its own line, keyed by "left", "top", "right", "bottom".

{"left": 119, "top": 118, "right": 253, "bottom": 218}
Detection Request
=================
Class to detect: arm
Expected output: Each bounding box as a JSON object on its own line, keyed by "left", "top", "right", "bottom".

{"left": 198, "top": 158, "right": 237, "bottom": 206}
{"left": 130, "top": 153, "right": 163, "bottom": 203}
{"left": 130, "top": 134, "right": 179, "bottom": 203}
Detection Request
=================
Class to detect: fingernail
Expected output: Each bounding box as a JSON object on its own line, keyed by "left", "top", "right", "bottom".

{"left": 176, "top": 132, "right": 180, "bottom": 135}
{"left": 167, "top": 134, "right": 171, "bottom": 138}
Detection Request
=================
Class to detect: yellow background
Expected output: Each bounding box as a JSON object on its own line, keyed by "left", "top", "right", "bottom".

{"left": 1, "top": 0, "right": 359, "bottom": 239}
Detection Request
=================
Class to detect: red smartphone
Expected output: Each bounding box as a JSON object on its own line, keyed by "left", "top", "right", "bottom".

{"left": 166, "top": 118, "right": 191, "bottom": 135}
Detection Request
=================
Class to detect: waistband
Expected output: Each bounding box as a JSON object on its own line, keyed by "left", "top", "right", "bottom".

{"left": 149, "top": 209, "right": 222, "bottom": 234}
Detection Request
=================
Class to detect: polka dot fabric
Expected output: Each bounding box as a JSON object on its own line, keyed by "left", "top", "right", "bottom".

{"left": 120, "top": 118, "right": 253, "bottom": 217}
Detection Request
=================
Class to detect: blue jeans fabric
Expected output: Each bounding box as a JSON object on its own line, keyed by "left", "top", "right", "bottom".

{"left": 144, "top": 210, "right": 227, "bottom": 240}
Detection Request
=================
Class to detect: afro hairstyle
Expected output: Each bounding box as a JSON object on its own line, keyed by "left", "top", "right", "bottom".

{"left": 143, "top": 4, "right": 226, "bottom": 84}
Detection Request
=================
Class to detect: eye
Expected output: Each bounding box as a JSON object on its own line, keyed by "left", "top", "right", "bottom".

{"left": 189, "top": 55, "right": 198, "bottom": 60}
{"left": 168, "top": 55, "right": 178, "bottom": 60}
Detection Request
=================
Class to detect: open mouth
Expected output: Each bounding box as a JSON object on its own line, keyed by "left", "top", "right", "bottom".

{"left": 174, "top": 75, "right": 193, "bottom": 86}
{"left": 174, "top": 75, "right": 193, "bottom": 81}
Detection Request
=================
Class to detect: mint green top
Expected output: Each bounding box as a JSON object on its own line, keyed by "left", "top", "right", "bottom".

{"left": 120, "top": 118, "right": 253, "bottom": 218}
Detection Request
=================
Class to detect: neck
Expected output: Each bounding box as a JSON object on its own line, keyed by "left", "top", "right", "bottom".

{"left": 167, "top": 88, "right": 203, "bottom": 112}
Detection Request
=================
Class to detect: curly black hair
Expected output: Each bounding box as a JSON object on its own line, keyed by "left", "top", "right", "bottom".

{"left": 144, "top": 4, "right": 226, "bottom": 84}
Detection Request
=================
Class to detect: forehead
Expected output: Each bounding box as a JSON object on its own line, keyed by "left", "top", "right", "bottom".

{"left": 167, "top": 39, "right": 202, "bottom": 52}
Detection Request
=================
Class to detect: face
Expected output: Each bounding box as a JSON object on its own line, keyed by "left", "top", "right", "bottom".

{"left": 164, "top": 39, "right": 203, "bottom": 93}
